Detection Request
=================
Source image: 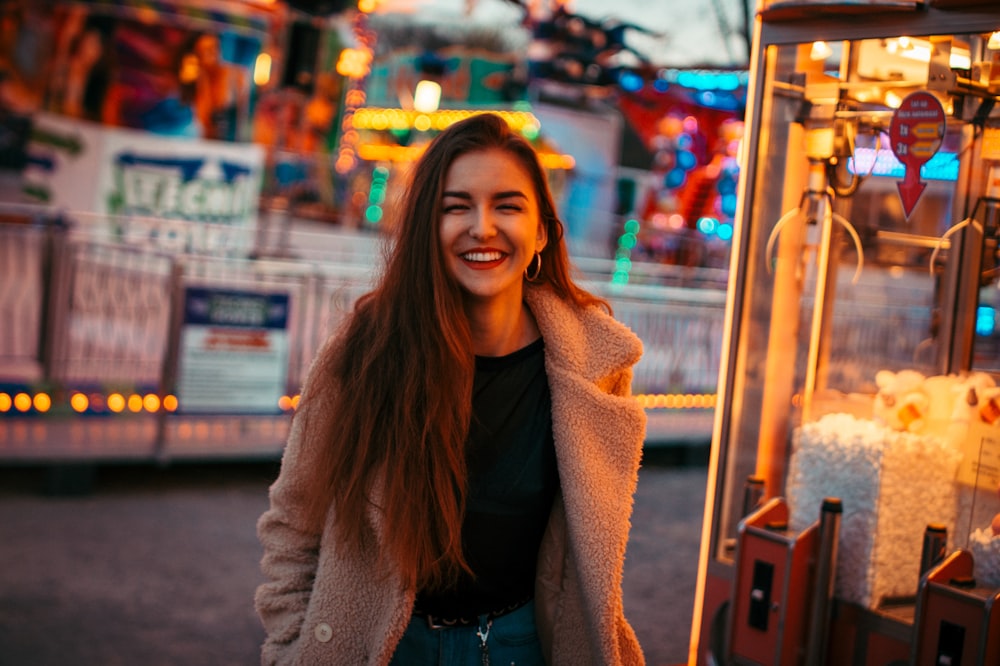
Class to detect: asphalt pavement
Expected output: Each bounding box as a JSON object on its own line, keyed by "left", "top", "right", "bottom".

{"left": 0, "top": 447, "right": 707, "bottom": 666}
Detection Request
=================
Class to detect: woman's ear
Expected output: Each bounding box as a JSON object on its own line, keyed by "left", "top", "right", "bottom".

{"left": 536, "top": 221, "right": 548, "bottom": 253}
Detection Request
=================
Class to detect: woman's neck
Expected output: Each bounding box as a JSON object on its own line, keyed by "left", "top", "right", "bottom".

{"left": 465, "top": 299, "right": 540, "bottom": 357}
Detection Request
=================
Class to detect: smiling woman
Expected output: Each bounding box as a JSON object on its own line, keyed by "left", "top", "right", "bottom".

{"left": 255, "top": 113, "right": 649, "bottom": 666}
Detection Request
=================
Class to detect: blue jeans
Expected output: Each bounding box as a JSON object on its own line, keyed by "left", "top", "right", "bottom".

{"left": 389, "top": 599, "right": 546, "bottom": 666}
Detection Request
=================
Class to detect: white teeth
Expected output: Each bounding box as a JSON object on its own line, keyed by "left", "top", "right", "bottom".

{"left": 461, "top": 251, "right": 504, "bottom": 262}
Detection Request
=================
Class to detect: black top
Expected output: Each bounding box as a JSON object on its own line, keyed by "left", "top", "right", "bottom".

{"left": 415, "top": 337, "right": 559, "bottom": 618}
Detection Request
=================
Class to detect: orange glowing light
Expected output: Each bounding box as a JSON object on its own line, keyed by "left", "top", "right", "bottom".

{"left": 71, "top": 393, "right": 89, "bottom": 412}
{"left": 163, "top": 395, "right": 179, "bottom": 412}
{"left": 33, "top": 393, "right": 51, "bottom": 413}
{"left": 127, "top": 394, "right": 143, "bottom": 412}
{"left": 633, "top": 393, "right": 717, "bottom": 409}
{"left": 143, "top": 394, "right": 160, "bottom": 412}
{"left": 108, "top": 393, "right": 126, "bottom": 413}
{"left": 0, "top": 393, "right": 10, "bottom": 412}
{"left": 14, "top": 392, "right": 32, "bottom": 412}
{"left": 253, "top": 52, "right": 272, "bottom": 87}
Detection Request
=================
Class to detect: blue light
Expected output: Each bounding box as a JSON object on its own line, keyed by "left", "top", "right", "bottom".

{"left": 677, "top": 71, "right": 697, "bottom": 88}
{"left": 977, "top": 306, "right": 995, "bottom": 337}
{"left": 697, "top": 217, "right": 718, "bottom": 235}
{"left": 721, "top": 193, "right": 738, "bottom": 217}
{"left": 717, "top": 223, "right": 734, "bottom": 241}
{"left": 848, "top": 149, "right": 959, "bottom": 182}
{"left": 653, "top": 79, "right": 670, "bottom": 92}
{"left": 619, "top": 71, "right": 644, "bottom": 92}
{"left": 664, "top": 168, "right": 687, "bottom": 189}
{"left": 676, "top": 150, "right": 697, "bottom": 171}
{"left": 718, "top": 73, "right": 741, "bottom": 91}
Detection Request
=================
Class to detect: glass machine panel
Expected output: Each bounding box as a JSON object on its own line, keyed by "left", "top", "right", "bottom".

{"left": 693, "top": 4, "right": 1000, "bottom": 664}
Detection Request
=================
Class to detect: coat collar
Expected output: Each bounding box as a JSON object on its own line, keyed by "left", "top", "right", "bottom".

{"left": 524, "top": 284, "right": 643, "bottom": 382}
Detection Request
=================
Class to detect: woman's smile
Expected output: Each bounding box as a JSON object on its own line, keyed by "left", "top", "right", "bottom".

{"left": 459, "top": 248, "right": 508, "bottom": 269}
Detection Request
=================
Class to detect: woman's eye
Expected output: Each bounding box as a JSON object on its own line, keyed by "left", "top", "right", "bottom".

{"left": 443, "top": 203, "right": 468, "bottom": 213}
{"left": 498, "top": 204, "right": 523, "bottom": 212}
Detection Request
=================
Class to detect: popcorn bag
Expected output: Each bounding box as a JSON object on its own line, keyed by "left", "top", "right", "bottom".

{"left": 787, "top": 413, "right": 963, "bottom": 609}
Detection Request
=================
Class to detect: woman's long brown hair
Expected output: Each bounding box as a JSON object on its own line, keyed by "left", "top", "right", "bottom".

{"left": 299, "top": 112, "right": 606, "bottom": 592}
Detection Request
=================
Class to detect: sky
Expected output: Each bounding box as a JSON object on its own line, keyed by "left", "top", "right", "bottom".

{"left": 373, "top": 0, "right": 752, "bottom": 68}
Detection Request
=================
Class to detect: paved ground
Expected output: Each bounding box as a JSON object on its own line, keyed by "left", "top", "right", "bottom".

{"left": 0, "top": 449, "right": 707, "bottom": 666}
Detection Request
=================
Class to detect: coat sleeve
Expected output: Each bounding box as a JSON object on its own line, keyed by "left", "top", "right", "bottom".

{"left": 254, "top": 342, "right": 336, "bottom": 665}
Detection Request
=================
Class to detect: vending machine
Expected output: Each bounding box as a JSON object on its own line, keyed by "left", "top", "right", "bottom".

{"left": 690, "top": 1, "right": 1000, "bottom": 663}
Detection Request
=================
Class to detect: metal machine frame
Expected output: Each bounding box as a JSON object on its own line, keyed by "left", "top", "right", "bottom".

{"left": 690, "top": 2, "right": 1000, "bottom": 663}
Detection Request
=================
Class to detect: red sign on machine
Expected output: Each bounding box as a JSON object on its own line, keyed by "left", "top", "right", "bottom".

{"left": 889, "top": 91, "right": 946, "bottom": 217}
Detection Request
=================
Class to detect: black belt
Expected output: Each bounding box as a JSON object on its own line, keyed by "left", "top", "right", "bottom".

{"left": 413, "top": 596, "right": 533, "bottom": 630}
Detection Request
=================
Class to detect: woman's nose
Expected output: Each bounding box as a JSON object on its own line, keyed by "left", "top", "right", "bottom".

{"left": 467, "top": 208, "right": 497, "bottom": 240}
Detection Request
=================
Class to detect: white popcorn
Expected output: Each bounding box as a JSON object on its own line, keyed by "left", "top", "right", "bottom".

{"left": 788, "top": 413, "right": 963, "bottom": 608}
{"left": 969, "top": 528, "right": 1000, "bottom": 588}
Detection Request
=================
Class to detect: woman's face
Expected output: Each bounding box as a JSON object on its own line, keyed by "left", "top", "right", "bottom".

{"left": 439, "top": 148, "right": 547, "bottom": 310}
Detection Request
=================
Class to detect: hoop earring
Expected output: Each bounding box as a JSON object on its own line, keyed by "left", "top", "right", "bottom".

{"left": 524, "top": 251, "right": 542, "bottom": 282}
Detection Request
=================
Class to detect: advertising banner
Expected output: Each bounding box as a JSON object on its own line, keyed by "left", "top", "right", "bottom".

{"left": 175, "top": 287, "right": 290, "bottom": 414}
{"left": 26, "top": 112, "right": 264, "bottom": 256}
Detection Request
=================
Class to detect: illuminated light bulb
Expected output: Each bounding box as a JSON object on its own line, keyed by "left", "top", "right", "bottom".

{"left": 108, "top": 393, "right": 126, "bottom": 413}
{"left": 0, "top": 393, "right": 10, "bottom": 412}
{"left": 810, "top": 41, "right": 833, "bottom": 61}
{"left": 14, "top": 392, "right": 31, "bottom": 412}
{"left": 33, "top": 393, "right": 51, "bottom": 413}
{"left": 884, "top": 90, "right": 903, "bottom": 109}
{"left": 143, "top": 394, "right": 160, "bottom": 412}
{"left": 178, "top": 54, "right": 200, "bottom": 84}
{"left": 291, "top": 394, "right": 301, "bottom": 409}
{"left": 128, "top": 394, "right": 143, "bottom": 413}
{"left": 71, "top": 393, "right": 89, "bottom": 413}
{"left": 278, "top": 395, "right": 294, "bottom": 411}
{"left": 413, "top": 80, "right": 442, "bottom": 114}
{"left": 254, "top": 53, "right": 272, "bottom": 87}
{"left": 414, "top": 114, "right": 432, "bottom": 132}
{"left": 163, "top": 395, "right": 179, "bottom": 412}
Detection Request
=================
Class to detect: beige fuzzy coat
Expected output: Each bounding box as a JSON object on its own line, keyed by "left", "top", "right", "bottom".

{"left": 255, "top": 284, "right": 648, "bottom": 665}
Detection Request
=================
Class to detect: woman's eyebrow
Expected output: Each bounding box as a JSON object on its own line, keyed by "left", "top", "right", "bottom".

{"left": 493, "top": 190, "right": 528, "bottom": 201}
{"left": 441, "top": 190, "right": 528, "bottom": 201}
